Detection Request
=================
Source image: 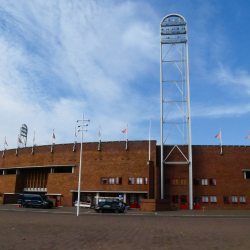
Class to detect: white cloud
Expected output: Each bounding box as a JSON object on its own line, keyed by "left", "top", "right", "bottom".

{"left": 0, "top": 1, "right": 160, "bottom": 149}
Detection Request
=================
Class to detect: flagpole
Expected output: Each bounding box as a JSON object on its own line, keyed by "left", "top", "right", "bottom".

{"left": 126, "top": 124, "right": 128, "bottom": 141}
{"left": 220, "top": 128, "right": 222, "bottom": 154}
{"left": 99, "top": 125, "right": 100, "bottom": 141}
{"left": 4, "top": 136, "right": 5, "bottom": 151}
{"left": 149, "top": 117, "right": 151, "bottom": 161}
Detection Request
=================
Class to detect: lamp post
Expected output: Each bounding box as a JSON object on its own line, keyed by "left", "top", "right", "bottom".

{"left": 76, "top": 113, "right": 90, "bottom": 216}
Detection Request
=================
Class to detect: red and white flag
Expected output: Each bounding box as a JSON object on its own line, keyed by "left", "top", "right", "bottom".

{"left": 98, "top": 130, "right": 101, "bottom": 136}
{"left": 52, "top": 133, "right": 55, "bottom": 139}
{"left": 215, "top": 132, "right": 221, "bottom": 139}
{"left": 121, "top": 128, "right": 127, "bottom": 134}
{"left": 4, "top": 139, "right": 8, "bottom": 146}
{"left": 18, "top": 137, "right": 22, "bottom": 143}
{"left": 246, "top": 134, "right": 250, "bottom": 139}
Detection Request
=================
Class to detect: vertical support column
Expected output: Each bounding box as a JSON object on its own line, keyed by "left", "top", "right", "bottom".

{"left": 96, "top": 192, "right": 99, "bottom": 205}
{"left": 186, "top": 34, "right": 193, "bottom": 210}
{"left": 160, "top": 40, "right": 164, "bottom": 200}
{"left": 123, "top": 193, "right": 126, "bottom": 203}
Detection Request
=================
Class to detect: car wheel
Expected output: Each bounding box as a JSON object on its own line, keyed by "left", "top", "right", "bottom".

{"left": 100, "top": 209, "right": 103, "bottom": 213}
{"left": 115, "top": 209, "right": 119, "bottom": 214}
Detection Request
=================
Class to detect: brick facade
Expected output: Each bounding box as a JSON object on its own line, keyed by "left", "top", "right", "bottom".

{"left": 0, "top": 142, "right": 250, "bottom": 210}
{"left": 0, "top": 141, "right": 156, "bottom": 207}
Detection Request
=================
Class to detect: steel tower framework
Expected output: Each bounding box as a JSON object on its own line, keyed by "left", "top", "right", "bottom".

{"left": 160, "top": 14, "right": 193, "bottom": 209}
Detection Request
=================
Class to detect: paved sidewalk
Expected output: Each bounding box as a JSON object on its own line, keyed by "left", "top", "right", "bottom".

{"left": 1, "top": 208, "right": 250, "bottom": 250}
{"left": 1, "top": 204, "right": 250, "bottom": 217}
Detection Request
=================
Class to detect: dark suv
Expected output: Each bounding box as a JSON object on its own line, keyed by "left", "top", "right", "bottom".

{"left": 18, "top": 194, "right": 53, "bottom": 209}
{"left": 95, "top": 202, "right": 125, "bottom": 213}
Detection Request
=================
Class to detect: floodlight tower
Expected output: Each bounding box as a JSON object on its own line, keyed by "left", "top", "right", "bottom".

{"left": 160, "top": 14, "right": 193, "bottom": 209}
{"left": 19, "top": 124, "right": 28, "bottom": 148}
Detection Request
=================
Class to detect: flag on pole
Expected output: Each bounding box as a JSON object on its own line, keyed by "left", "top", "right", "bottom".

{"left": 98, "top": 130, "right": 101, "bottom": 136}
{"left": 4, "top": 138, "right": 8, "bottom": 146}
{"left": 33, "top": 132, "right": 35, "bottom": 142}
{"left": 246, "top": 134, "right": 250, "bottom": 139}
{"left": 52, "top": 131, "right": 56, "bottom": 139}
{"left": 18, "top": 137, "right": 22, "bottom": 143}
{"left": 121, "top": 128, "right": 127, "bottom": 134}
{"left": 75, "top": 127, "right": 77, "bottom": 138}
{"left": 215, "top": 132, "right": 221, "bottom": 138}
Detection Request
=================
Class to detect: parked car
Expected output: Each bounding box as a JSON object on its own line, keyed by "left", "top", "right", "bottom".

{"left": 95, "top": 202, "right": 125, "bottom": 213}
{"left": 18, "top": 194, "right": 53, "bottom": 209}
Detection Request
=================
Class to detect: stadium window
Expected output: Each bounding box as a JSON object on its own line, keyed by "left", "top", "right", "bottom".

{"left": 223, "top": 196, "right": 230, "bottom": 203}
{"left": 201, "top": 179, "right": 208, "bottom": 185}
{"left": 116, "top": 177, "right": 122, "bottom": 185}
{"left": 245, "top": 172, "right": 250, "bottom": 179}
{"left": 136, "top": 178, "right": 143, "bottom": 185}
{"left": 240, "top": 196, "right": 246, "bottom": 203}
{"left": 210, "top": 196, "right": 217, "bottom": 203}
{"left": 232, "top": 196, "right": 238, "bottom": 203}
{"left": 193, "top": 179, "right": 199, "bottom": 185}
{"left": 172, "top": 195, "right": 179, "bottom": 203}
{"left": 101, "top": 178, "right": 107, "bottom": 184}
{"left": 128, "top": 177, "right": 134, "bottom": 185}
{"left": 202, "top": 196, "right": 208, "bottom": 203}
{"left": 209, "top": 179, "right": 216, "bottom": 186}
{"left": 108, "top": 178, "right": 114, "bottom": 184}
{"left": 180, "top": 179, "right": 187, "bottom": 185}
{"left": 172, "top": 178, "right": 179, "bottom": 185}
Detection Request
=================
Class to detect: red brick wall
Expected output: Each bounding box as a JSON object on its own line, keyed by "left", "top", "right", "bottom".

{"left": 156, "top": 145, "right": 250, "bottom": 210}
{"left": 0, "top": 141, "right": 156, "bottom": 206}
{"left": 0, "top": 175, "right": 16, "bottom": 193}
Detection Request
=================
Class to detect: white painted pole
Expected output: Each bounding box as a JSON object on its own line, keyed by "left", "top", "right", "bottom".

{"left": 77, "top": 113, "right": 84, "bottom": 216}
{"left": 149, "top": 117, "right": 151, "bottom": 161}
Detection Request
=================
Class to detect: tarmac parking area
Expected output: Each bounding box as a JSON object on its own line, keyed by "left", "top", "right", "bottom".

{"left": 0, "top": 207, "right": 250, "bottom": 250}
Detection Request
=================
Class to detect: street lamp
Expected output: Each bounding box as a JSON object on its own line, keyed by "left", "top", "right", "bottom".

{"left": 76, "top": 113, "right": 90, "bottom": 216}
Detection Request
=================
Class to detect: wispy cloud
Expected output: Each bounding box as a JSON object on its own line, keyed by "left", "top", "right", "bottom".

{"left": 0, "top": 1, "right": 160, "bottom": 148}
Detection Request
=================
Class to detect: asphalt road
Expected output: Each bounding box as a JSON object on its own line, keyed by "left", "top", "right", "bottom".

{"left": 0, "top": 207, "right": 250, "bottom": 250}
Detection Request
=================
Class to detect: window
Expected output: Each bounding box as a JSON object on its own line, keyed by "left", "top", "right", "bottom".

{"left": 223, "top": 196, "right": 230, "bottom": 203}
{"left": 202, "top": 196, "right": 208, "bottom": 203}
{"left": 201, "top": 179, "right": 208, "bottom": 185}
{"left": 246, "top": 172, "right": 250, "bottom": 179}
{"left": 209, "top": 179, "right": 216, "bottom": 186}
{"left": 194, "top": 179, "right": 199, "bottom": 185}
{"left": 172, "top": 195, "right": 179, "bottom": 203}
{"left": 116, "top": 177, "right": 122, "bottom": 185}
{"left": 136, "top": 178, "right": 143, "bottom": 184}
{"left": 232, "top": 196, "right": 238, "bottom": 203}
{"left": 144, "top": 178, "right": 148, "bottom": 185}
{"left": 165, "top": 178, "right": 170, "bottom": 185}
{"left": 172, "top": 179, "right": 179, "bottom": 185}
{"left": 240, "top": 196, "right": 246, "bottom": 203}
{"left": 128, "top": 177, "right": 134, "bottom": 185}
{"left": 180, "top": 179, "right": 187, "bottom": 185}
{"left": 210, "top": 196, "right": 217, "bottom": 203}
{"left": 101, "top": 178, "right": 107, "bottom": 184}
{"left": 5, "top": 169, "right": 16, "bottom": 175}
{"left": 108, "top": 178, "right": 114, "bottom": 184}
{"left": 54, "top": 167, "right": 73, "bottom": 173}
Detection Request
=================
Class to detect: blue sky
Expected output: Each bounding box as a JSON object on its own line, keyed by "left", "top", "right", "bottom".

{"left": 0, "top": 0, "right": 250, "bottom": 148}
